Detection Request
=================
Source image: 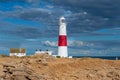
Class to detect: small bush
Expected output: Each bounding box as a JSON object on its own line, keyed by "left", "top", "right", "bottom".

{"left": 0, "top": 54, "right": 9, "bottom": 57}
{"left": 56, "top": 56, "right": 61, "bottom": 58}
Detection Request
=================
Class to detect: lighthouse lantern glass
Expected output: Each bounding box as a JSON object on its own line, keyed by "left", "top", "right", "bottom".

{"left": 61, "top": 19, "right": 65, "bottom": 23}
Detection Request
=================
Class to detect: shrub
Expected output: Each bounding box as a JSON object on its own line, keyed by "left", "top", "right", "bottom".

{"left": 0, "top": 54, "right": 9, "bottom": 57}
{"left": 56, "top": 56, "right": 61, "bottom": 58}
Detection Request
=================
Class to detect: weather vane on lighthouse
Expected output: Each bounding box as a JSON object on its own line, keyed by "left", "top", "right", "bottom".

{"left": 58, "top": 16, "right": 68, "bottom": 57}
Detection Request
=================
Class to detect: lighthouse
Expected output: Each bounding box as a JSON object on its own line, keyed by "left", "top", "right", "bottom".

{"left": 58, "top": 16, "right": 68, "bottom": 57}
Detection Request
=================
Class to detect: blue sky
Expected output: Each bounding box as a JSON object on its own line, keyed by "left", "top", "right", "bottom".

{"left": 0, "top": 0, "right": 120, "bottom": 56}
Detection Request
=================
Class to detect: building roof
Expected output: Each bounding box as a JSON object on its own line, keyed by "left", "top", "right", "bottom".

{"left": 10, "top": 48, "right": 26, "bottom": 53}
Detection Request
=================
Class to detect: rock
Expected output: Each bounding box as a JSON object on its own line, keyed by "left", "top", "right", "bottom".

{"left": 107, "top": 71, "right": 120, "bottom": 80}
{"left": 0, "top": 61, "right": 50, "bottom": 80}
{"left": 86, "top": 73, "right": 94, "bottom": 79}
{"left": 36, "top": 58, "right": 48, "bottom": 66}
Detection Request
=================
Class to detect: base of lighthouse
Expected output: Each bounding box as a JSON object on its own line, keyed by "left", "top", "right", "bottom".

{"left": 58, "top": 46, "right": 68, "bottom": 57}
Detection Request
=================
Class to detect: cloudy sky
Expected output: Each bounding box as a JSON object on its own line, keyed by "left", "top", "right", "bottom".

{"left": 0, "top": 0, "right": 120, "bottom": 56}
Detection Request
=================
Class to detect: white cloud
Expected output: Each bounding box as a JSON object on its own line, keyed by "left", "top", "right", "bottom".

{"left": 26, "top": 39, "right": 38, "bottom": 41}
{"left": 68, "top": 40, "right": 94, "bottom": 47}
{"left": 68, "top": 40, "right": 84, "bottom": 46}
{"left": 0, "top": 47, "right": 9, "bottom": 51}
{"left": 43, "top": 40, "right": 58, "bottom": 47}
{"left": 42, "top": 40, "right": 94, "bottom": 47}
{"left": 78, "top": 50, "right": 91, "bottom": 55}
{"left": 46, "top": 5, "right": 54, "bottom": 9}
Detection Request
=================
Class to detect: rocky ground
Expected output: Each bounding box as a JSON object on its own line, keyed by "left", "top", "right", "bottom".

{"left": 0, "top": 54, "right": 120, "bottom": 80}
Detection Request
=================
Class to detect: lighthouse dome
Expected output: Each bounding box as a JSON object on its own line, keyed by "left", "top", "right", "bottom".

{"left": 60, "top": 16, "right": 65, "bottom": 20}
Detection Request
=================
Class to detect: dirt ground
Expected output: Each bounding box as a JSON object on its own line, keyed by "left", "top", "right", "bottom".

{"left": 0, "top": 55, "right": 120, "bottom": 80}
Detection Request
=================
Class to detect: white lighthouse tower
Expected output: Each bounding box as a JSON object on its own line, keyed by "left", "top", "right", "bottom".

{"left": 58, "top": 16, "right": 68, "bottom": 57}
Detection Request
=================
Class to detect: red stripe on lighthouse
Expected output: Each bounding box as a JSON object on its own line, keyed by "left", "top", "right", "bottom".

{"left": 58, "top": 35, "right": 67, "bottom": 46}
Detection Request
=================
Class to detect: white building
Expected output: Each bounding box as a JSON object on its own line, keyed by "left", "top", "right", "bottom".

{"left": 10, "top": 48, "right": 26, "bottom": 57}
{"left": 35, "top": 49, "right": 52, "bottom": 55}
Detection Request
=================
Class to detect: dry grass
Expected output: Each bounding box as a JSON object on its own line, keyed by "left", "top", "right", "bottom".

{"left": 0, "top": 56, "right": 120, "bottom": 80}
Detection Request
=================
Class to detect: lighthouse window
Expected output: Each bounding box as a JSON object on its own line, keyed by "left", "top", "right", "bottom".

{"left": 61, "top": 19, "right": 65, "bottom": 23}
